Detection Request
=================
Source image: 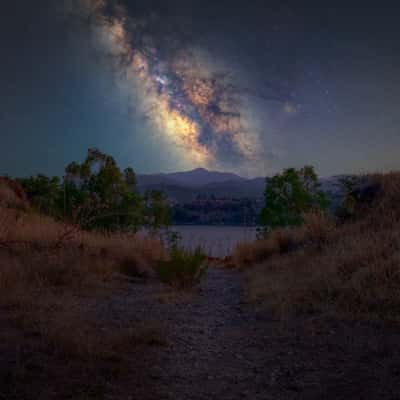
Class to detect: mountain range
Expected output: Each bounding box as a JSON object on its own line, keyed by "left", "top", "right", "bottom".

{"left": 136, "top": 168, "right": 266, "bottom": 202}
{"left": 137, "top": 168, "right": 346, "bottom": 203}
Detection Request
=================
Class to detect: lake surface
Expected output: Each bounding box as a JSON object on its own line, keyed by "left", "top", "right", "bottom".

{"left": 170, "top": 226, "right": 258, "bottom": 257}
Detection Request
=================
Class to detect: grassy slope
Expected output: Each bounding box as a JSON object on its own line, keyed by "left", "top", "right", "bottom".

{"left": 234, "top": 172, "right": 400, "bottom": 321}
{"left": 0, "top": 188, "right": 168, "bottom": 398}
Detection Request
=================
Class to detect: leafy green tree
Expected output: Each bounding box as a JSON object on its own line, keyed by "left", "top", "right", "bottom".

{"left": 19, "top": 175, "right": 62, "bottom": 216}
{"left": 259, "top": 166, "right": 328, "bottom": 232}
{"left": 18, "top": 148, "right": 170, "bottom": 233}
{"left": 64, "top": 149, "right": 145, "bottom": 231}
{"left": 145, "top": 190, "right": 171, "bottom": 233}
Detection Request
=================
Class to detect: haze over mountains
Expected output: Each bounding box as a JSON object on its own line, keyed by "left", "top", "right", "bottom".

{"left": 137, "top": 168, "right": 266, "bottom": 202}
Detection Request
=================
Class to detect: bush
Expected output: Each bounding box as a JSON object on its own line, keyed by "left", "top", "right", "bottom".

{"left": 154, "top": 247, "right": 207, "bottom": 290}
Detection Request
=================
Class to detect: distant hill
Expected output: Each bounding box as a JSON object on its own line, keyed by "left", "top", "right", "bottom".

{"left": 163, "top": 168, "right": 246, "bottom": 187}
{"left": 137, "top": 168, "right": 265, "bottom": 202}
{"left": 137, "top": 168, "right": 246, "bottom": 187}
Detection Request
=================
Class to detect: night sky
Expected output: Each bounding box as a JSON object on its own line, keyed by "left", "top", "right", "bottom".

{"left": 1, "top": 1, "right": 400, "bottom": 178}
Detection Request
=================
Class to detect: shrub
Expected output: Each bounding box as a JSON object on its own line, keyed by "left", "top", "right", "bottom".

{"left": 154, "top": 247, "right": 207, "bottom": 290}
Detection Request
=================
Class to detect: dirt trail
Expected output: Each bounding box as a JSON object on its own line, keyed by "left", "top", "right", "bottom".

{"left": 3, "top": 267, "right": 399, "bottom": 399}
{"left": 145, "top": 268, "right": 266, "bottom": 400}
{"left": 108, "top": 268, "right": 400, "bottom": 400}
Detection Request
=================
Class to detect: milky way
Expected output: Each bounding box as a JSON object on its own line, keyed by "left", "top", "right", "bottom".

{"left": 66, "top": 0, "right": 264, "bottom": 173}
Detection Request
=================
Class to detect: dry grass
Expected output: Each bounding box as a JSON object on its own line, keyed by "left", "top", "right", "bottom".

{"left": 0, "top": 200, "right": 168, "bottom": 398}
{"left": 0, "top": 201, "right": 167, "bottom": 303}
{"left": 0, "top": 208, "right": 166, "bottom": 299}
{"left": 243, "top": 172, "right": 400, "bottom": 321}
{"left": 233, "top": 211, "right": 334, "bottom": 269}
{"left": 233, "top": 236, "right": 281, "bottom": 269}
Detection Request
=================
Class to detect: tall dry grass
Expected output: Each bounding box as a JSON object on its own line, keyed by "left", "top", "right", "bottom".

{"left": 242, "top": 172, "right": 400, "bottom": 321}
{"left": 0, "top": 207, "right": 166, "bottom": 299}
{"left": 0, "top": 201, "right": 167, "bottom": 397}
{"left": 233, "top": 211, "right": 335, "bottom": 269}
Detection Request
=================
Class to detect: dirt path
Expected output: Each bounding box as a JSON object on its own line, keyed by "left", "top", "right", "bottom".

{"left": 107, "top": 268, "right": 400, "bottom": 400}
{"left": 3, "top": 267, "right": 399, "bottom": 399}
{"left": 144, "top": 268, "right": 266, "bottom": 400}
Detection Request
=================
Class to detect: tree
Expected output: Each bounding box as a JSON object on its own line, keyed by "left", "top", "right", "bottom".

{"left": 63, "top": 149, "right": 145, "bottom": 231}
{"left": 18, "top": 149, "right": 170, "bottom": 233}
{"left": 145, "top": 190, "right": 171, "bottom": 233}
{"left": 19, "top": 175, "right": 62, "bottom": 216}
{"left": 259, "top": 166, "right": 328, "bottom": 232}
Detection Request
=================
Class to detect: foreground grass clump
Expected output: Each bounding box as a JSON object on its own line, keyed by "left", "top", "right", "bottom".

{"left": 154, "top": 246, "right": 207, "bottom": 290}
{"left": 233, "top": 211, "right": 334, "bottom": 269}
{"left": 241, "top": 172, "right": 400, "bottom": 321}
